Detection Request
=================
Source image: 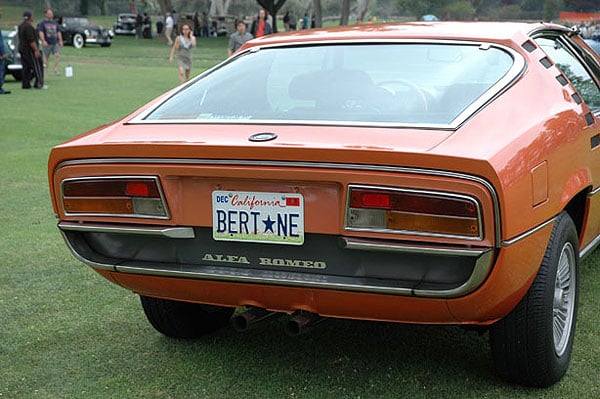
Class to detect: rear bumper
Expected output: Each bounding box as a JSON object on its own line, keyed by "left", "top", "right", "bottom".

{"left": 59, "top": 221, "right": 494, "bottom": 298}
{"left": 59, "top": 218, "right": 553, "bottom": 324}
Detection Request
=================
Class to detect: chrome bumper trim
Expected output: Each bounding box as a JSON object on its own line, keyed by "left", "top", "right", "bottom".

{"left": 58, "top": 222, "right": 195, "bottom": 239}
{"left": 501, "top": 217, "right": 556, "bottom": 247}
{"left": 60, "top": 224, "right": 494, "bottom": 298}
{"left": 342, "top": 237, "right": 487, "bottom": 257}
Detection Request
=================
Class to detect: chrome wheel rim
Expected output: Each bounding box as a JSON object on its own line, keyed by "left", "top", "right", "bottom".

{"left": 74, "top": 35, "right": 84, "bottom": 48}
{"left": 553, "top": 241, "right": 576, "bottom": 357}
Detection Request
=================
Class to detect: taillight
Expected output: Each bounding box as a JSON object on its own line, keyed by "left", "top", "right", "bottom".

{"left": 61, "top": 177, "right": 168, "bottom": 218}
{"left": 346, "top": 186, "right": 481, "bottom": 239}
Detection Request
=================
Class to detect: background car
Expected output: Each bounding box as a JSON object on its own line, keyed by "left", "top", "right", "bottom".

{"left": 58, "top": 16, "right": 113, "bottom": 48}
{"left": 113, "top": 13, "right": 136, "bottom": 35}
{"left": 48, "top": 22, "right": 600, "bottom": 388}
{"left": 2, "top": 28, "right": 22, "bottom": 81}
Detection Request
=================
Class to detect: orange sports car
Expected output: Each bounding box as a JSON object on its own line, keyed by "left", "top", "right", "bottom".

{"left": 48, "top": 22, "right": 600, "bottom": 387}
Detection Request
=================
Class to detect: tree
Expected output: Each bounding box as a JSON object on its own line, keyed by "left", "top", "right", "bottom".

{"left": 157, "top": 0, "right": 174, "bottom": 16}
{"left": 543, "top": 0, "right": 562, "bottom": 20}
{"left": 210, "top": 0, "right": 233, "bottom": 17}
{"left": 340, "top": 0, "right": 350, "bottom": 25}
{"left": 257, "top": 0, "right": 288, "bottom": 33}
{"left": 94, "top": 0, "right": 107, "bottom": 15}
{"left": 356, "top": 0, "right": 370, "bottom": 22}
{"left": 313, "top": 0, "right": 322, "bottom": 28}
{"left": 80, "top": 0, "right": 89, "bottom": 15}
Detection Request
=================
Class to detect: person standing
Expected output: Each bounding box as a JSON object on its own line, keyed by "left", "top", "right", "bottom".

{"left": 169, "top": 24, "right": 196, "bottom": 83}
{"left": 165, "top": 13, "right": 174, "bottom": 45}
{"left": 283, "top": 11, "right": 290, "bottom": 31}
{"left": 135, "top": 12, "right": 143, "bottom": 39}
{"left": 228, "top": 21, "right": 253, "bottom": 57}
{"left": 19, "top": 10, "right": 45, "bottom": 89}
{"left": 38, "top": 8, "right": 63, "bottom": 76}
{"left": 250, "top": 9, "right": 272, "bottom": 38}
{"left": 0, "top": 8, "right": 11, "bottom": 94}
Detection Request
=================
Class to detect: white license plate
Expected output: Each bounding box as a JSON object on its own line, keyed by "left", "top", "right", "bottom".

{"left": 212, "top": 191, "right": 304, "bottom": 245}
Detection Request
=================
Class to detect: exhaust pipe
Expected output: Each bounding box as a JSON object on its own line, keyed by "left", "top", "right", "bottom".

{"left": 286, "top": 311, "right": 326, "bottom": 337}
{"left": 231, "top": 307, "right": 279, "bottom": 332}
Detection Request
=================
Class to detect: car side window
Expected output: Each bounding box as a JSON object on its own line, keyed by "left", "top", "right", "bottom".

{"left": 535, "top": 36, "right": 600, "bottom": 112}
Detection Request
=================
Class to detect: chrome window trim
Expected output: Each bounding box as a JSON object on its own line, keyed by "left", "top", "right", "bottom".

{"left": 128, "top": 39, "right": 527, "bottom": 130}
{"left": 60, "top": 176, "right": 170, "bottom": 220}
{"left": 345, "top": 184, "right": 483, "bottom": 241}
{"left": 55, "top": 157, "right": 503, "bottom": 246}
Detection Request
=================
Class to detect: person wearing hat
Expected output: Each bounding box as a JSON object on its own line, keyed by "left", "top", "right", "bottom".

{"left": 18, "top": 10, "right": 46, "bottom": 89}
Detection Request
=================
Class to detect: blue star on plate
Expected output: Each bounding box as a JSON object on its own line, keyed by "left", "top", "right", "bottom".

{"left": 263, "top": 215, "right": 275, "bottom": 233}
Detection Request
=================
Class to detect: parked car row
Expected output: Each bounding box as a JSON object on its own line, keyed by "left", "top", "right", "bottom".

{"left": 1, "top": 15, "right": 113, "bottom": 80}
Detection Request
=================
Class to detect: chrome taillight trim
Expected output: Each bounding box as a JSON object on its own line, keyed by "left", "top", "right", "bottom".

{"left": 54, "top": 158, "right": 502, "bottom": 245}
{"left": 345, "top": 184, "right": 483, "bottom": 241}
{"left": 60, "top": 176, "right": 170, "bottom": 220}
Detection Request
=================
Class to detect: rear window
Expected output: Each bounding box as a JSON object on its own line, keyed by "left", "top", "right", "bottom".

{"left": 144, "top": 43, "right": 517, "bottom": 126}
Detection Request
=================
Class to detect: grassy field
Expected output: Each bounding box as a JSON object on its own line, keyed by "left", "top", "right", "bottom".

{"left": 1, "top": 16, "right": 599, "bottom": 399}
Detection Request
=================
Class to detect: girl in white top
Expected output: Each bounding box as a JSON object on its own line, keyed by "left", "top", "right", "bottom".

{"left": 169, "top": 24, "right": 196, "bottom": 83}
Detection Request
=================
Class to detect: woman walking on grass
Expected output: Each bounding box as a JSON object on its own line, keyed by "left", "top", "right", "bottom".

{"left": 169, "top": 24, "right": 196, "bottom": 83}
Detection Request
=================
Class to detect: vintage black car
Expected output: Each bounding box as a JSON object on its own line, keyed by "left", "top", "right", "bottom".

{"left": 2, "top": 28, "right": 22, "bottom": 81}
{"left": 59, "top": 16, "right": 113, "bottom": 48}
{"left": 113, "top": 13, "right": 136, "bottom": 35}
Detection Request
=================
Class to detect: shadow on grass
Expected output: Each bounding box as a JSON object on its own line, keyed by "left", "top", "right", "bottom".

{"left": 133, "top": 316, "right": 499, "bottom": 397}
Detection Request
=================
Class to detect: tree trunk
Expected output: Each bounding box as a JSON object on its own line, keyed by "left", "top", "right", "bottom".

{"left": 257, "top": 0, "right": 288, "bottom": 33}
{"left": 94, "top": 0, "right": 107, "bottom": 15}
{"left": 356, "top": 0, "right": 370, "bottom": 22}
{"left": 157, "top": 0, "right": 174, "bottom": 16}
{"left": 312, "top": 0, "right": 322, "bottom": 28}
{"left": 340, "top": 0, "right": 350, "bottom": 25}
{"left": 80, "top": 0, "right": 89, "bottom": 16}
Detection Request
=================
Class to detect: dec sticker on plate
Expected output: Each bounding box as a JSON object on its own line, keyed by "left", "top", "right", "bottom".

{"left": 212, "top": 191, "right": 304, "bottom": 245}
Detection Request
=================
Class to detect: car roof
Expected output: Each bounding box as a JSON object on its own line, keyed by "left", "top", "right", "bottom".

{"left": 242, "top": 21, "right": 571, "bottom": 49}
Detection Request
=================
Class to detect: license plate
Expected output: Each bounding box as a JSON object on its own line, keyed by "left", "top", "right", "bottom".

{"left": 212, "top": 191, "right": 304, "bottom": 245}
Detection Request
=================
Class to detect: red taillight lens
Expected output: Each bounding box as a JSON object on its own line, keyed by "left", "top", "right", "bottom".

{"left": 63, "top": 179, "right": 160, "bottom": 198}
{"left": 347, "top": 187, "right": 481, "bottom": 239}
{"left": 62, "top": 177, "right": 167, "bottom": 218}
{"left": 351, "top": 191, "right": 391, "bottom": 209}
{"left": 125, "top": 181, "right": 156, "bottom": 197}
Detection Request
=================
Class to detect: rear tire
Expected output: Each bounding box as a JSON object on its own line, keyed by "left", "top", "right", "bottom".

{"left": 140, "top": 295, "right": 234, "bottom": 338}
{"left": 489, "top": 212, "right": 579, "bottom": 387}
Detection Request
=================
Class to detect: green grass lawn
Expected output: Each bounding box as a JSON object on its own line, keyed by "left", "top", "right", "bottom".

{"left": 1, "top": 28, "right": 599, "bottom": 399}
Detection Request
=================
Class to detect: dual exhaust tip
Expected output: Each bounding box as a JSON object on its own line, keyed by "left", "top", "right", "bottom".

{"left": 231, "top": 307, "right": 325, "bottom": 337}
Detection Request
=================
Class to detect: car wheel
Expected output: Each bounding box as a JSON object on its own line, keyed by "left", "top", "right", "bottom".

{"left": 73, "top": 33, "right": 85, "bottom": 49}
{"left": 140, "top": 295, "right": 234, "bottom": 338}
{"left": 489, "top": 211, "right": 579, "bottom": 387}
